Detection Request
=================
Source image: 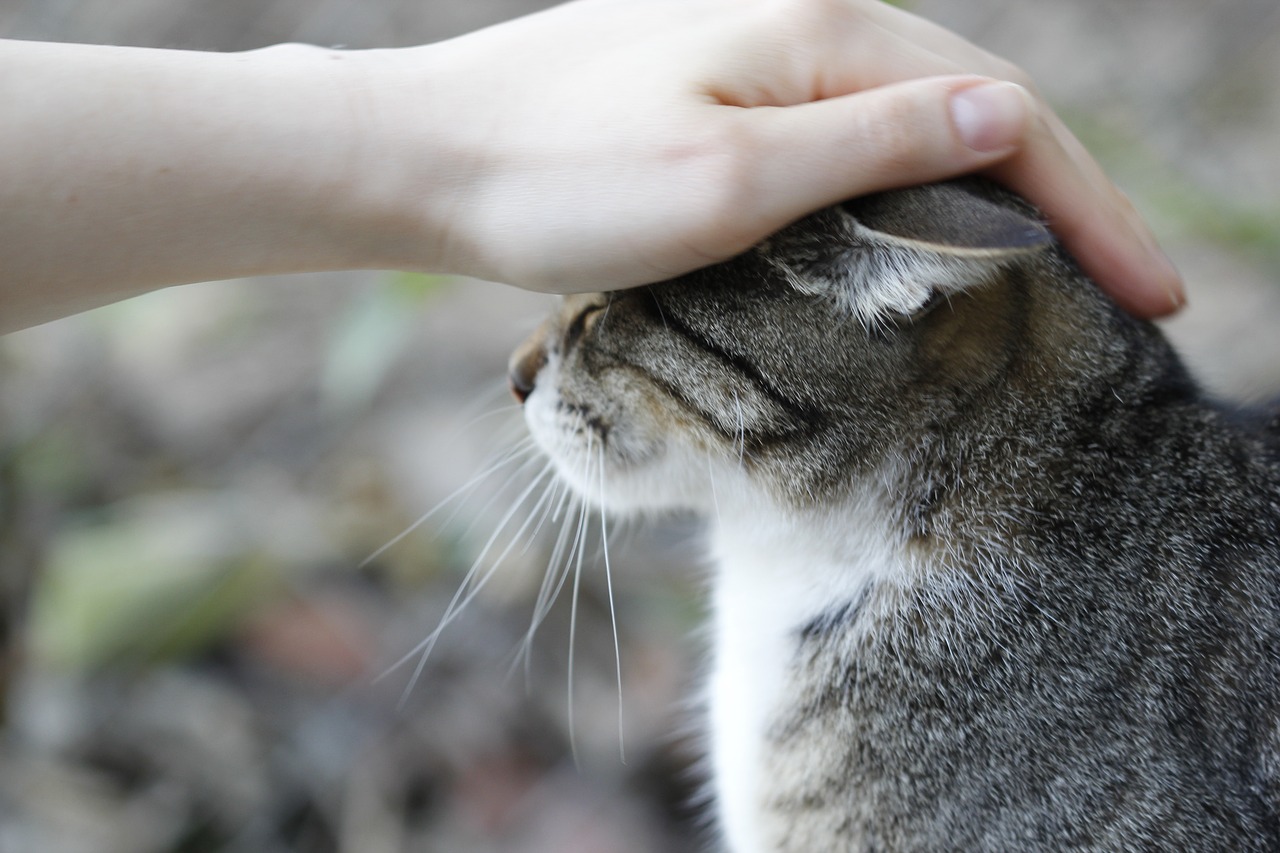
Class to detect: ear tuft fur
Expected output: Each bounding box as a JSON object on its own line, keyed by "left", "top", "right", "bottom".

{"left": 759, "top": 181, "right": 1053, "bottom": 327}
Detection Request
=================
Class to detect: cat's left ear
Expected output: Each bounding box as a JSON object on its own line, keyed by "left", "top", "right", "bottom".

{"left": 760, "top": 181, "right": 1054, "bottom": 325}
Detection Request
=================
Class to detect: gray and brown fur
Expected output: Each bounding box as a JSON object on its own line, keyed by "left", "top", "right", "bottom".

{"left": 511, "top": 179, "right": 1280, "bottom": 851}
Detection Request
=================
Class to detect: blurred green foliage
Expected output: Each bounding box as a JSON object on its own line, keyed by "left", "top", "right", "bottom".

{"left": 320, "top": 272, "right": 448, "bottom": 416}
{"left": 1065, "top": 108, "right": 1280, "bottom": 273}
{"left": 29, "top": 494, "right": 284, "bottom": 670}
{"left": 20, "top": 269, "right": 454, "bottom": 673}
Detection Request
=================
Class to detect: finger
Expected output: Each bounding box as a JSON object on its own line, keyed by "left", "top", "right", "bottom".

{"left": 986, "top": 111, "right": 1185, "bottom": 318}
{"left": 859, "top": 1, "right": 1034, "bottom": 88}
{"left": 707, "top": 1, "right": 1022, "bottom": 105}
{"left": 746, "top": 75, "right": 1184, "bottom": 318}
{"left": 835, "top": 9, "right": 1186, "bottom": 316}
{"left": 743, "top": 76, "right": 1028, "bottom": 224}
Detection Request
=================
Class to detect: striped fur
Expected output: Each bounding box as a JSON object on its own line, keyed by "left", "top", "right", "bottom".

{"left": 511, "top": 179, "right": 1280, "bottom": 851}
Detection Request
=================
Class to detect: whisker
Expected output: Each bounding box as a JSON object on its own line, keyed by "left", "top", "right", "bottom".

{"left": 545, "top": 452, "right": 579, "bottom": 527}
{"left": 378, "top": 459, "right": 556, "bottom": 696}
{"left": 457, "top": 403, "right": 526, "bottom": 436}
{"left": 598, "top": 443, "right": 626, "bottom": 764}
{"left": 431, "top": 458, "right": 559, "bottom": 613}
{"left": 522, "top": 470, "right": 565, "bottom": 554}
{"left": 520, "top": 488, "right": 578, "bottom": 656}
{"left": 597, "top": 295, "right": 614, "bottom": 337}
{"left": 360, "top": 436, "right": 537, "bottom": 568}
{"left": 446, "top": 446, "right": 549, "bottom": 540}
{"left": 648, "top": 290, "right": 669, "bottom": 333}
{"left": 567, "top": 430, "right": 596, "bottom": 766}
{"left": 731, "top": 389, "right": 747, "bottom": 469}
{"left": 455, "top": 380, "right": 518, "bottom": 421}
{"left": 524, "top": 411, "right": 589, "bottom": 626}
{"left": 531, "top": 493, "right": 592, "bottom": 676}
{"left": 515, "top": 412, "right": 590, "bottom": 684}
{"left": 511, "top": 486, "right": 582, "bottom": 688}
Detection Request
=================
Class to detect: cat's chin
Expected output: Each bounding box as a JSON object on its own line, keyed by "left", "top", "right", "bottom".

{"left": 544, "top": 440, "right": 718, "bottom": 517}
{"left": 524, "top": 409, "right": 715, "bottom": 516}
{"left": 523, "top": 374, "right": 719, "bottom": 516}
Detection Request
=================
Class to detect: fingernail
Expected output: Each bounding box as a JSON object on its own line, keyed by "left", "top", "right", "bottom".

{"left": 1153, "top": 250, "right": 1187, "bottom": 312}
{"left": 950, "top": 82, "right": 1029, "bottom": 153}
{"left": 1133, "top": 224, "right": 1187, "bottom": 312}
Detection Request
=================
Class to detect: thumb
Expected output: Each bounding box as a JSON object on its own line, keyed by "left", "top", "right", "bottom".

{"left": 749, "top": 76, "right": 1031, "bottom": 223}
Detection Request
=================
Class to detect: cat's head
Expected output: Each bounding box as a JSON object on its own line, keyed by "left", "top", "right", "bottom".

{"left": 510, "top": 180, "right": 1101, "bottom": 515}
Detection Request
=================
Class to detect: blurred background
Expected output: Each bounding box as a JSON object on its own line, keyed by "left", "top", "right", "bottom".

{"left": 2, "top": 1, "right": 1280, "bottom": 851}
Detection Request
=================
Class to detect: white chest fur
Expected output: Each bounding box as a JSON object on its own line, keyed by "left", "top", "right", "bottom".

{"left": 707, "top": 497, "right": 909, "bottom": 853}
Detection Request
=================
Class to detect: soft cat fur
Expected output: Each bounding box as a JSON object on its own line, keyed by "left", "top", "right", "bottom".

{"left": 508, "top": 179, "right": 1280, "bottom": 851}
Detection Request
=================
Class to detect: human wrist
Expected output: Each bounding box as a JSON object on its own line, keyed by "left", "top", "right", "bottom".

{"left": 221, "top": 42, "right": 432, "bottom": 277}
{"left": 327, "top": 40, "right": 487, "bottom": 279}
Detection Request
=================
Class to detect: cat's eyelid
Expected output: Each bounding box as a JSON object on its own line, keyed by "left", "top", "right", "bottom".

{"left": 563, "top": 302, "right": 607, "bottom": 351}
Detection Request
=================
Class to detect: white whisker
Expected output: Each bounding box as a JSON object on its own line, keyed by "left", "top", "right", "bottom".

{"left": 540, "top": 494, "right": 591, "bottom": 645}
{"left": 360, "top": 436, "right": 537, "bottom": 568}
{"left": 597, "top": 295, "right": 614, "bottom": 336}
{"left": 648, "top": 291, "right": 669, "bottom": 332}
{"left": 521, "top": 471, "right": 565, "bottom": 554}
{"left": 567, "top": 430, "right": 596, "bottom": 765}
{"left": 514, "top": 413, "right": 592, "bottom": 683}
{"left": 731, "top": 389, "right": 747, "bottom": 468}
{"left": 378, "top": 459, "right": 556, "bottom": 699}
{"left": 520, "top": 492, "right": 578, "bottom": 648}
{"left": 447, "top": 448, "right": 550, "bottom": 540}
{"left": 455, "top": 381, "right": 517, "bottom": 420}
{"left": 598, "top": 443, "right": 626, "bottom": 764}
{"left": 511, "top": 487, "right": 583, "bottom": 687}
{"left": 455, "top": 396, "right": 525, "bottom": 434}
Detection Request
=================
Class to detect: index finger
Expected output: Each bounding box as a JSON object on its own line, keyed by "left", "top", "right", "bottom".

{"left": 775, "top": 1, "right": 1187, "bottom": 317}
{"left": 985, "top": 107, "right": 1185, "bottom": 318}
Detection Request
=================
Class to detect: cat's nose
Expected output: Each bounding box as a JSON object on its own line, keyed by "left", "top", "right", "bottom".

{"left": 508, "top": 342, "right": 547, "bottom": 405}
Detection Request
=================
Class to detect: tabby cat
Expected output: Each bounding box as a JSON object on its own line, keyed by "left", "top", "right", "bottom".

{"left": 508, "top": 179, "right": 1280, "bottom": 851}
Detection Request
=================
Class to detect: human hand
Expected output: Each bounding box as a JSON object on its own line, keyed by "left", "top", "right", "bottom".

{"left": 0, "top": 0, "right": 1183, "bottom": 333}
{"left": 368, "top": 0, "right": 1183, "bottom": 317}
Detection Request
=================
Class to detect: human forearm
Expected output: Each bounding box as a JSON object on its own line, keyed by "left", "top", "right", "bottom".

{"left": 0, "top": 39, "right": 419, "bottom": 332}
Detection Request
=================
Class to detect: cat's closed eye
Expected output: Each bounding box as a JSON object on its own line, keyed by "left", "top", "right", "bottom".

{"left": 562, "top": 301, "right": 607, "bottom": 351}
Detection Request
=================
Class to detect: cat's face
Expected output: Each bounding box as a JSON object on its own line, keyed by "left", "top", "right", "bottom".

{"left": 510, "top": 182, "right": 1059, "bottom": 514}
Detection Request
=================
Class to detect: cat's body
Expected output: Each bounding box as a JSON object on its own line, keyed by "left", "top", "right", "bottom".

{"left": 509, "top": 180, "right": 1280, "bottom": 851}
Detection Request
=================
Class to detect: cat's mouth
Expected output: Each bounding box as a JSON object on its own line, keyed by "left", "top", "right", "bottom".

{"left": 515, "top": 350, "right": 726, "bottom": 514}
{"left": 515, "top": 351, "right": 606, "bottom": 484}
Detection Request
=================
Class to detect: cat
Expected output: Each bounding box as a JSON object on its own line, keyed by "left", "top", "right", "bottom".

{"left": 507, "top": 178, "right": 1280, "bottom": 852}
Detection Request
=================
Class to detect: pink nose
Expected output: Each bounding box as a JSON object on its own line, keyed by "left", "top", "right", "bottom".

{"left": 508, "top": 344, "right": 546, "bottom": 404}
{"left": 509, "top": 373, "right": 534, "bottom": 404}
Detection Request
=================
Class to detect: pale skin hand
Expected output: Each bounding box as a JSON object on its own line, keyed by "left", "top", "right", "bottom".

{"left": 0, "top": 0, "right": 1183, "bottom": 334}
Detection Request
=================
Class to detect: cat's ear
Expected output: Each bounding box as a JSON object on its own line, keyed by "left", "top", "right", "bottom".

{"left": 759, "top": 182, "right": 1053, "bottom": 325}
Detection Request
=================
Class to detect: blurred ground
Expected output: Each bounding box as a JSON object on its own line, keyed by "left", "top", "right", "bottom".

{"left": 2, "top": 1, "right": 1280, "bottom": 851}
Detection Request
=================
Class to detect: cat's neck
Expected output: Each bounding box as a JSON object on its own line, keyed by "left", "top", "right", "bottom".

{"left": 709, "top": 487, "right": 903, "bottom": 621}
{"left": 706, "top": 482, "right": 912, "bottom": 852}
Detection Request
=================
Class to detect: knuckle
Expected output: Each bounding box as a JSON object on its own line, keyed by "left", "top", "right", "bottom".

{"left": 841, "top": 105, "right": 954, "bottom": 185}
{"left": 852, "top": 99, "right": 927, "bottom": 166}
